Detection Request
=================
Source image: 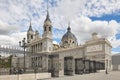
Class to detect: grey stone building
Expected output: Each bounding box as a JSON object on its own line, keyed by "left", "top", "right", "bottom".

{"left": 112, "top": 53, "right": 120, "bottom": 71}
{"left": 12, "top": 9, "right": 112, "bottom": 77}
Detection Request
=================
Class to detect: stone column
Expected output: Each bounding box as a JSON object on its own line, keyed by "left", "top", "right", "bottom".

{"left": 72, "top": 57, "right": 75, "bottom": 75}
{"left": 33, "top": 45, "right": 35, "bottom": 53}
{"left": 42, "top": 55, "right": 48, "bottom": 72}
{"left": 35, "top": 45, "right": 36, "bottom": 53}
{"left": 37, "top": 44, "right": 39, "bottom": 52}
{"left": 38, "top": 44, "right": 39, "bottom": 52}
{"left": 36, "top": 44, "right": 38, "bottom": 52}
{"left": 59, "top": 58, "right": 64, "bottom": 77}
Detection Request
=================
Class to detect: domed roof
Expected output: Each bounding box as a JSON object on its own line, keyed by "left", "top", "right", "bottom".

{"left": 62, "top": 26, "right": 77, "bottom": 43}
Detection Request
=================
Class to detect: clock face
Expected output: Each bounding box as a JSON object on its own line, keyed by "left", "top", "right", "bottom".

{"left": 87, "top": 44, "right": 102, "bottom": 52}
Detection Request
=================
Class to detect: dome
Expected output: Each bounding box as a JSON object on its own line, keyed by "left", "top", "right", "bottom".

{"left": 62, "top": 28, "right": 77, "bottom": 42}
{"left": 61, "top": 26, "right": 78, "bottom": 48}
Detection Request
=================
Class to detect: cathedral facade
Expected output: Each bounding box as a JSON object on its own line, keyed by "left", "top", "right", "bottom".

{"left": 12, "top": 9, "right": 112, "bottom": 77}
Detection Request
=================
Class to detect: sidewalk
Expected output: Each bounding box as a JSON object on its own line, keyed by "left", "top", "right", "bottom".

{"left": 39, "top": 71, "right": 120, "bottom": 80}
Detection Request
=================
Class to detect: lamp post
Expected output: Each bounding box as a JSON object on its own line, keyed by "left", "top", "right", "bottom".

{"left": 9, "top": 55, "right": 12, "bottom": 75}
{"left": 19, "top": 38, "right": 27, "bottom": 73}
{"left": 17, "top": 58, "right": 19, "bottom": 80}
{"left": 32, "top": 62, "right": 37, "bottom": 80}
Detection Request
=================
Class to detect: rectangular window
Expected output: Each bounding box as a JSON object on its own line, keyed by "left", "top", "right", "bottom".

{"left": 31, "top": 35, "right": 33, "bottom": 39}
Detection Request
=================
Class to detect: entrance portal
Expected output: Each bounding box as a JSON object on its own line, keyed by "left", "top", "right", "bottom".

{"left": 49, "top": 54, "right": 59, "bottom": 77}
{"left": 84, "top": 60, "right": 90, "bottom": 73}
{"left": 75, "top": 58, "right": 84, "bottom": 74}
{"left": 64, "top": 56, "right": 74, "bottom": 75}
{"left": 90, "top": 61, "right": 96, "bottom": 73}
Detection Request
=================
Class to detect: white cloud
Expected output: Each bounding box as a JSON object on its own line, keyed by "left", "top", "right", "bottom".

{"left": 0, "top": 0, "right": 120, "bottom": 53}
{"left": 0, "top": 20, "right": 19, "bottom": 34}
{"left": 69, "top": 16, "right": 120, "bottom": 48}
{"left": 53, "top": 41, "right": 58, "bottom": 44}
{"left": 112, "top": 51, "right": 120, "bottom": 55}
{"left": 55, "top": 0, "right": 120, "bottom": 19}
{"left": 0, "top": 32, "right": 26, "bottom": 46}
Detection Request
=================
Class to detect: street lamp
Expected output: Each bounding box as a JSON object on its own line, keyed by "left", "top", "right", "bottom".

{"left": 17, "top": 58, "right": 19, "bottom": 80}
{"left": 19, "top": 38, "right": 27, "bottom": 73}
{"left": 32, "top": 62, "right": 37, "bottom": 80}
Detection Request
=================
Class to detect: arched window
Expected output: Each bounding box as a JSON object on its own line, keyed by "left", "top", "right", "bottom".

{"left": 40, "top": 43, "right": 42, "bottom": 45}
{"left": 49, "top": 27, "right": 51, "bottom": 31}
{"left": 40, "top": 43, "right": 42, "bottom": 51}
{"left": 44, "top": 27, "right": 46, "bottom": 31}
{"left": 31, "top": 35, "right": 33, "bottom": 39}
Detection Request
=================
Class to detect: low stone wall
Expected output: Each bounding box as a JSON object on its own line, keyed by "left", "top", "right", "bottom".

{"left": 0, "top": 72, "right": 51, "bottom": 80}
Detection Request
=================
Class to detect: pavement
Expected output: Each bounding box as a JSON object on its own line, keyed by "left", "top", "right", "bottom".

{"left": 38, "top": 71, "right": 120, "bottom": 80}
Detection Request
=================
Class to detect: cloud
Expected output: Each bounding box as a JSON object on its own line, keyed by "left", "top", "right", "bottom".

{"left": 53, "top": 40, "right": 58, "bottom": 44}
{"left": 69, "top": 16, "right": 120, "bottom": 47}
{"left": 0, "top": 20, "right": 19, "bottom": 35}
{"left": 0, "top": 0, "right": 120, "bottom": 53}
{"left": 54, "top": 0, "right": 120, "bottom": 20}
{"left": 0, "top": 32, "right": 26, "bottom": 46}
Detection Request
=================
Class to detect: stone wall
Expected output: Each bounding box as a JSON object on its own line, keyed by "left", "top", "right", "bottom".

{"left": 0, "top": 72, "right": 51, "bottom": 80}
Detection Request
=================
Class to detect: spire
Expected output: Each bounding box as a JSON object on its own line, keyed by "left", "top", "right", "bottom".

{"left": 67, "top": 21, "right": 71, "bottom": 31}
{"left": 28, "top": 18, "right": 33, "bottom": 32}
{"left": 44, "top": 1, "right": 51, "bottom": 22}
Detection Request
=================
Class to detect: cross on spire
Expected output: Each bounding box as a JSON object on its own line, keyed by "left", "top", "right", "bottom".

{"left": 44, "top": 0, "right": 51, "bottom": 22}
{"left": 67, "top": 21, "right": 71, "bottom": 31}
{"left": 28, "top": 18, "right": 33, "bottom": 32}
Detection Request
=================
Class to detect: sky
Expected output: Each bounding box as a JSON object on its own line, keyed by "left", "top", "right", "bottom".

{"left": 0, "top": 0, "right": 120, "bottom": 54}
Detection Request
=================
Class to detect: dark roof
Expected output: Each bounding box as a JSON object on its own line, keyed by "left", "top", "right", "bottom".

{"left": 28, "top": 21, "right": 33, "bottom": 32}
{"left": 62, "top": 27, "right": 77, "bottom": 42}
{"left": 44, "top": 10, "right": 51, "bottom": 22}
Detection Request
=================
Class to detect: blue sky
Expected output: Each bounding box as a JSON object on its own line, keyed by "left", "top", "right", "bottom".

{"left": 0, "top": 0, "right": 120, "bottom": 54}
{"left": 90, "top": 13, "right": 120, "bottom": 53}
{"left": 90, "top": 14, "right": 120, "bottom": 22}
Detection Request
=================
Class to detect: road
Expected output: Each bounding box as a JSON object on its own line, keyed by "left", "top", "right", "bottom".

{"left": 39, "top": 71, "right": 120, "bottom": 80}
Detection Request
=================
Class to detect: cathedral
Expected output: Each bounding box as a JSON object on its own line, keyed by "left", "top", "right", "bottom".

{"left": 12, "top": 9, "right": 112, "bottom": 77}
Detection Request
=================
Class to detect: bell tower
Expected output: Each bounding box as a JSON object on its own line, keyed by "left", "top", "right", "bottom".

{"left": 42, "top": 4, "right": 52, "bottom": 39}
{"left": 43, "top": 10, "right": 52, "bottom": 39}
{"left": 42, "top": 3, "right": 53, "bottom": 52}
{"left": 27, "top": 20, "right": 34, "bottom": 43}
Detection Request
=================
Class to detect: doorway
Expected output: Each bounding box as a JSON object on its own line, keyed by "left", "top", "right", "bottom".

{"left": 64, "top": 56, "right": 74, "bottom": 75}
{"left": 75, "top": 58, "right": 84, "bottom": 74}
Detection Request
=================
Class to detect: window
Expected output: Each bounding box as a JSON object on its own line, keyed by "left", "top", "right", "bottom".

{"left": 65, "top": 41, "right": 68, "bottom": 43}
{"left": 40, "top": 43, "right": 42, "bottom": 45}
{"left": 31, "top": 35, "right": 33, "bottom": 39}
{"left": 40, "top": 43, "right": 42, "bottom": 51}
{"left": 49, "top": 27, "right": 51, "bottom": 31}
{"left": 44, "top": 27, "right": 46, "bottom": 31}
